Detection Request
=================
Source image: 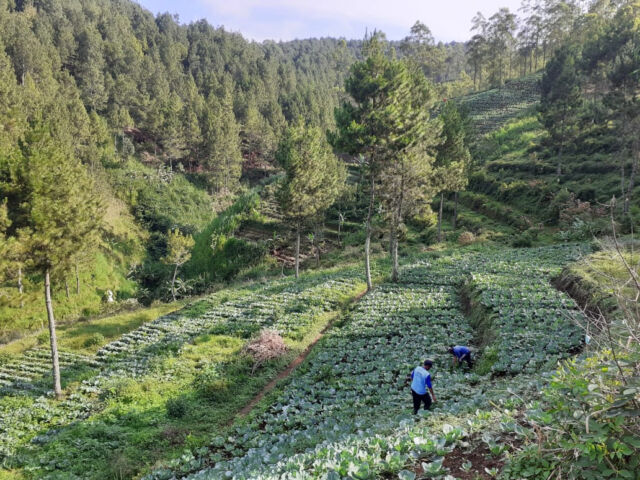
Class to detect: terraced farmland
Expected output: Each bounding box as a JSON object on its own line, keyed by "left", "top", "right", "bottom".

{"left": 460, "top": 74, "right": 541, "bottom": 136}
{"left": 146, "top": 244, "right": 586, "bottom": 480}
{"left": 0, "top": 267, "right": 367, "bottom": 471}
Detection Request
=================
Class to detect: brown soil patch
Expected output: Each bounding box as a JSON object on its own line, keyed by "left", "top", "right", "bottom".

{"left": 442, "top": 442, "right": 503, "bottom": 479}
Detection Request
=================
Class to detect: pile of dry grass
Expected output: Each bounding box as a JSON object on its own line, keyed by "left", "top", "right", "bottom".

{"left": 243, "top": 329, "right": 287, "bottom": 374}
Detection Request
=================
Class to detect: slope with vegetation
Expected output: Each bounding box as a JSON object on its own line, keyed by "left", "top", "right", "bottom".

{"left": 1, "top": 0, "right": 639, "bottom": 478}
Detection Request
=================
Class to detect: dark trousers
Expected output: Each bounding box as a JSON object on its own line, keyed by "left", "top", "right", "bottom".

{"left": 460, "top": 353, "right": 473, "bottom": 368}
{"left": 411, "top": 389, "right": 432, "bottom": 414}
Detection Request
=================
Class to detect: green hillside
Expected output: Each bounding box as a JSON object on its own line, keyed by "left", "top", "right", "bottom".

{"left": 1, "top": 0, "right": 639, "bottom": 478}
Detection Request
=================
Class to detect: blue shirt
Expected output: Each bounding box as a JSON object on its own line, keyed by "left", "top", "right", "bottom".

{"left": 410, "top": 366, "right": 432, "bottom": 395}
{"left": 452, "top": 345, "right": 470, "bottom": 359}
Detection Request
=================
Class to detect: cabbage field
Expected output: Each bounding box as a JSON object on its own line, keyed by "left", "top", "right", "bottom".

{"left": 0, "top": 244, "right": 588, "bottom": 478}
{"left": 144, "top": 244, "right": 586, "bottom": 480}
{"left": 0, "top": 268, "right": 366, "bottom": 471}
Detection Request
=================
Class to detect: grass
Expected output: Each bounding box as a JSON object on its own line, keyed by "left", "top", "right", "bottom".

{"left": 560, "top": 243, "right": 640, "bottom": 312}
{"left": 0, "top": 302, "right": 183, "bottom": 357}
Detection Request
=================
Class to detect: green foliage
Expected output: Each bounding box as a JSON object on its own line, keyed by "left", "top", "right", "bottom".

{"left": 276, "top": 122, "right": 346, "bottom": 224}
{"left": 539, "top": 45, "right": 582, "bottom": 174}
{"left": 184, "top": 191, "right": 265, "bottom": 285}
{"left": 166, "top": 396, "right": 189, "bottom": 419}
{"left": 504, "top": 348, "right": 640, "bottom": 480}
{"left": 83, "top": 332, "right": 106, "bottom": 348}
{"left": 163, "top": 230, "right": 195, "bottom": 268}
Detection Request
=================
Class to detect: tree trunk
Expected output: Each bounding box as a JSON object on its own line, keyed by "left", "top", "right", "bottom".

{"left": 437, "top": 193, "right": 444, "bottom": 243}
{"left": 75, "top": 264, "right": 80, "bottom": 294}
{"left": 44, "top": 269, "right": 62, "bottom": 399}
{"left": 171, "top": 264, "right": 178, "bottom": 301}
{"left": 65, "top": 279, "right": 70, "bottom": 299}
{"left": 18, "top": 266, "right": 23, "bottom": 295}
{"left": 295, "top": 223, "right": 301, "bottom": 280}
{"left": 364, "top": 175, "right": 374, "bottom": 291}
{"left": 557, "top": 143, "right": 563, "bottom": 179}
{"left": 624, "top": 152, "right": 638, "bottom": 214}
{"left": 315, "top": 227, "right": 320, "bottom": 267}
{"left": 390, "top": 216, "right": 399, "bottom": 283}
{"left": 453, "top": 191, "right": 459, "bottom": 230}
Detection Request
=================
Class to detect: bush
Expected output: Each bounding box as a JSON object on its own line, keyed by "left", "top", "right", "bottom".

{"left": 511, "top": 228, "right": 538, "bottom": 247}
{"left": 36, "top": 331, "right": 49, "bottom": 345}
{"left": 458, "top": 231, "right": 476, "bottom": 246}
{"left": 166, "top": 396, "right": 188, "bottom": 418}
{"left": 193, "top": 364, "right": 231, "bottom": 402}
{"left": 503, "top": 349, "right": 640, "bottom": 480}
{"left": 83, "top": 332, "right": 105, "bottom": 348}
{"left": 243, "top": 329, "right": 287, "bottom": 374}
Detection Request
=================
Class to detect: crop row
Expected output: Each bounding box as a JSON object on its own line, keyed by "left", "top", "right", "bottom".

{"left": 148, "top": 260, "right": 481, "bottom": 479}
{"left": 148, "top": 244, "right": 587, "bottom": 479}
{"left": 0, "top": 269, "right": 364, "bottom": 467}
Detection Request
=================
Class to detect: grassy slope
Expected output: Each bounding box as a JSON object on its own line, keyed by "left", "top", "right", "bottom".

{"left": 0, "top": 156, "right": 216, "bottom": 344}
{"left": 0, "top": 194, "right": 145, "bottom": 343}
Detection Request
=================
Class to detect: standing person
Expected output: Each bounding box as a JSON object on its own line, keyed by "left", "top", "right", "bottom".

{"left": 409, "top": 359, "right": 436, "bottom": 414}
{"left": 448, "top": 345, "right": 473, "bottom": 369}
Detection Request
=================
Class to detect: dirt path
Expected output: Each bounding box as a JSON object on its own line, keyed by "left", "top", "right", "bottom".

{"left": 234, "top": 288, "right": 368, "bottom": 420}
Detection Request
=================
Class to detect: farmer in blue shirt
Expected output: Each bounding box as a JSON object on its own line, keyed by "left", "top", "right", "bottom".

{"left": 409, "top": 360, "right": 436, "bottom": 414}
{"left": 448, "top": 345, "right": 473, "bottom": 368}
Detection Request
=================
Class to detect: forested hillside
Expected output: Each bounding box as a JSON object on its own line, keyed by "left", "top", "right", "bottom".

{"left": 0, "top": 0, "right": 639, "bottom": 477}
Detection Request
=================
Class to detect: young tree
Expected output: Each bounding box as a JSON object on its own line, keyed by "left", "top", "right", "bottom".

{"left": 276, "top": 122, "right": 345, "bottom": 279}
{"left": 10, "top": 127, "right": 103, "bottom": 398}
{"left": 162, "top": 228, "right": 195, "bottom": 302}
{"left": 435, "top": 101, "right": 471, "bottom": 240}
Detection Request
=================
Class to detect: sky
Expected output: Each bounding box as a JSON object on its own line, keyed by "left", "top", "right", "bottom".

{"left": 135, "top": 0, "right": 524, "bottom": 43}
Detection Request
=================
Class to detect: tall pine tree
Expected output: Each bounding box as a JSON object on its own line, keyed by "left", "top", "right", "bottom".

{"left": 10, "top": 127, "right": 103, "bottom": 397}
{"left": 276, "top": 122, "right": 345, "bottom": 279}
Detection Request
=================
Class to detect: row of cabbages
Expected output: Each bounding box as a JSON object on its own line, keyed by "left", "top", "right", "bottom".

{"left": 0, "top": 269, "right": 363, "bottom": 465}
{"left": 148, "top": 244, "right": 586, "bottom": 480}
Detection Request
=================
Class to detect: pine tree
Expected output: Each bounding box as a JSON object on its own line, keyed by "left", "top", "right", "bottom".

{"left": 331, "top": 33, "right": 397, "bottom": 290}
{"left": 276, "top": 122, "right": 345, "bottom": 279}
{"left": 11, "top": 126, "right": 103, "bottom": 398}
{"left": 539, "top": 45, "right": 582, "bottom": 178}
{"left": 378, "top": 63, "right": 442, "bottom": 281}
{"left": 202, "top": 86, "right": 243, "bottom": 192}
{"left": 604, "top": 2, "right": 640, "bottom": 214}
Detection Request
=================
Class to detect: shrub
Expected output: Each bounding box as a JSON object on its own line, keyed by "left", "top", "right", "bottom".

{"left": 193, "top": 364, "right": 231, "bottom": 402}
{"left": 242, "top": 329, "right": 287, "bottom": 374}
{"left": 166, "top": 396, "right": 188, "bottom": 418}
{"left": 83, "top": 332, "right": 105, "bottom": 348}
{"left": 458, "top": 231, "right": 476, "bottom": 245}
{"left": 511, "top": 228, "right": 538, "bottom": 247}
{"left": 36, "top": 331, "right": 49, "bottom": 345}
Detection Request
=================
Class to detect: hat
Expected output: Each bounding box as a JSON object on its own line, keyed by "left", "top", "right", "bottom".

{"left": 423, "top": 359, "right": 433, "bottom": 366}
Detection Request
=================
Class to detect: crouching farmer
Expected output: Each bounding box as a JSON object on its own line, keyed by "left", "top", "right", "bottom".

{"left": 448, "top": 345, "right": 473, "bottom": 369}
{"left": 409, "top": 359, "right": 436, "bottom": 414}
